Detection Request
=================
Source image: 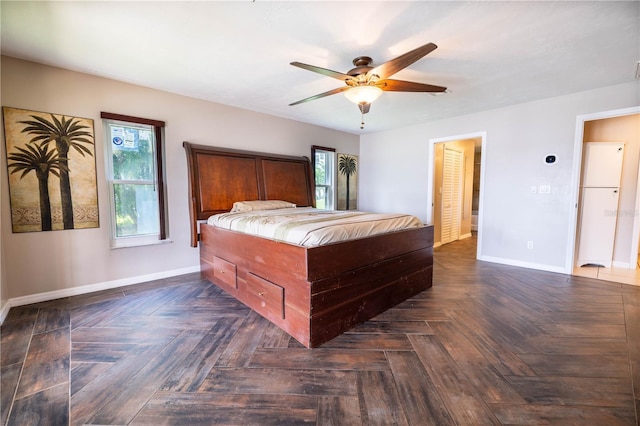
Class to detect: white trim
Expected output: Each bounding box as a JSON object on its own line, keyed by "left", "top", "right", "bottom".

{"left": 0, "top": 300, "right": 11, "bottom": 324}
{"left": 567, "top": 106, "right": 640, "bottom": 274}
{"left": 459, "top": 233, "right": 472, "bottom": 240}
{"left": 479, "top": 255, "right": 566, "bottom": 274}
{"left": 428, "top": 131, "right": 487, "bottom": 260}
{"left": 611, "top": 260, "right": 633, "bottom": 269}
{"left": 4, "top": 266, "right": 200, "bottom": 312}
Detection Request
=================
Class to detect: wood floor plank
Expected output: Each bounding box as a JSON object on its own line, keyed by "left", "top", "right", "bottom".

{"left": 357, "top": 370, "right": 409, "bottom": 425}
{"left": 505, "top": 376, "right": 635, "bottom": 407}
{"left": 542, "top": 310, "right": 626, "bottom": 324}
{"left": 199, "top": 367, "right": 358, "bottom": 396}
{"left": 517, "top": 354, "right": 632, "bottom": 378}
{"left": 623, "top": 291, "right": 640, "bottom": 404}
{"left": 385, "top": 350, "right": 456, "bottom": 425}
{"left": 248, "top": 347, "right": 390, "bottom": 371}
{"left": 429, "top": 321, "right": 526, "bottom": 404}
{"left": 443, "top": 308, "right": 538, "bottom": 376}
{"left": 1, "top": 363, "right": 21, "bottom": 425}
{"left": 70, "top": 344, "right": 164, "bottom": 425}
{"left": 70, "top": 362, "right": 112, "bottom": 396}
{"left": 71, "top": 325, "right": 181, "bottom": 345}
{"left": 538, "top": 322, "right": 628, "bottom": 339}
{"left": 160, "top": 317, "right": 246, "bottom": 392}
{"left": 15, "top": 327, "right": 70, "bottom": 400}
{"left": 529, "top": 337, "right": 630, "bottom": 356}
{"left": 407, "top": 334, "right": 501, "bottom": 424}
{"left": 87, "top": 330, "right": 208, "bottom": 425}
{"left": 317, "top": 396, "right": 361, "bottom": 426}
{"left": 259, "top": 321, "right": 294, "bottom": 348}
{"left": 0, "top": 315, "right": 36, "bottom": 366}
{"left": 316, "top": 332, "right": 414, "bottom": 350}
{"left": 489, "top": 403, "right": 637, "bottom": 425}
{"left": 133, "top": 392, "right": 318, "bottom": 425}
{"left": 71, "top": 342, "right": 136, "bottom": 363}
{"left": 33, "top": 307, "right": 70, "bottom": 334}
{"left": 8, "top": 383, "right": 69, "bottom": 426}
{"left": 214, "top": 311, "right": 269, "bottom": 368}
{"left": 348, "top": 320, "right": 434, "bottom": 335}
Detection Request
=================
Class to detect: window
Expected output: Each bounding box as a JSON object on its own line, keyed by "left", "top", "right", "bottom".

{"left": 311, "top": 146, "right": 335, "bottom": 210}
{"left": 101, "top": 112, "right": 167, "bottom": 248}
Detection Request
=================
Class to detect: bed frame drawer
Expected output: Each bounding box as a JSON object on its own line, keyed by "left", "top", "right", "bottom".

{"left": 245, "top": 273, "right": 285, "bottom": 319}
{"left": 213, "top": 256, "right": 237, "bottom": 290}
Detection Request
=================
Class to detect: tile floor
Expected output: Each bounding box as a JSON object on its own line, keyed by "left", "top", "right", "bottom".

{"left": 573, "top": 256, "right": 640, "bottom": 286}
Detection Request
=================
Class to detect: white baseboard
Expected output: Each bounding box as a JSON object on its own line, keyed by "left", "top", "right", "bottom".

{"left": 478, "top": 255, "right": 566, "bottom": 274}
{"left": 459, "top": 233, "right": 472, "bottom": 240}
{"left": 0, "top": 300, "right": 11, "bottom": 324}
{"left": 611, "top": 260, "right": 634, "bottom": 269}
{"left": 2, "top": 266, "right": 200, "bottom": 322}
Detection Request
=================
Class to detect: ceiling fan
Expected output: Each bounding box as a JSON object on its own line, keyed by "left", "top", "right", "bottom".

{"left": 289, "top": 42, "right": 446, "bottom": 128}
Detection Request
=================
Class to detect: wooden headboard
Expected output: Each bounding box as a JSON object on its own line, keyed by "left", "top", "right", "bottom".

{"left": 183, "top": 142, "right": 316, "bottom": 247}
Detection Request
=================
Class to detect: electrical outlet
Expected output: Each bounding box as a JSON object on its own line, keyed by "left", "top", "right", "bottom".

{"left": 527, "top": 241, "right": 534, "bottom": 249}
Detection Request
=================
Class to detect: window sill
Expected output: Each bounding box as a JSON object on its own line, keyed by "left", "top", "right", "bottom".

{"left": 110, "top": 238, "right": 173, "bottom": 250}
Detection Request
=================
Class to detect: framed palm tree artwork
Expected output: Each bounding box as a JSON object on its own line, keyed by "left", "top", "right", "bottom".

{"left": 2, "top": 107, "right": 99, "bottom": 233}
{"left": 337, "top": 153, "right": 358, "bottom": 210}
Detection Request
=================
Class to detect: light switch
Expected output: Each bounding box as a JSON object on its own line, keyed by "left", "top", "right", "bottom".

{"left": 539, "top": 185, "right": 551, "bottom": 194}
{"left": 530, "top": 186, "right": 537, "bottom": 194}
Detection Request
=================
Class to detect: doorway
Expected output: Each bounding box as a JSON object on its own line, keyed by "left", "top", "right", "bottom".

{"left": 428, "top": 132, "right": 486, "bottom": 258}
{"left": 568, "top": 107, "right": 640, "bottom": 286}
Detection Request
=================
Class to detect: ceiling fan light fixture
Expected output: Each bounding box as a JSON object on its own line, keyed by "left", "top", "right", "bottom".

{"left": 344, "top": 85, "right": 383, "bottom": 105}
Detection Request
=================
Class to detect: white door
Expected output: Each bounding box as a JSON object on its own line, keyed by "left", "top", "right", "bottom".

{"left": 441, "top": 148, "right": 463, "bottom": 244}
{"left": 582, "top": 142, "right": 624, "bottom": 187}
{"left": 577, "top": 187, "right": 620, "bottom": 267}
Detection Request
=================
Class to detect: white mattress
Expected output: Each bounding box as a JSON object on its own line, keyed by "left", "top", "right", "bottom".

{"left": 207, "top": 207, "right": 423, "bottom": 247}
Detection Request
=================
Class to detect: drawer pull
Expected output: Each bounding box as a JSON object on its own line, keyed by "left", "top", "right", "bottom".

{"left": 258, "top": 291, "right": 265, "bottom": 296}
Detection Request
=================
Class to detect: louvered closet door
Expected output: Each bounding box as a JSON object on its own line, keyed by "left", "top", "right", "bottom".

{"left": 441, "top": 147, "right": 463, "bottom": 244}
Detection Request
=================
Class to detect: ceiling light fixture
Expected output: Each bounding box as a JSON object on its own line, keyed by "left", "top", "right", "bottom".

{"left": 344, "top": 85, "right": 383, "bottom": 105}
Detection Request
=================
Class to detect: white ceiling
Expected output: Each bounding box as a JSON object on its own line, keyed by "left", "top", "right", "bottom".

{"left": 1, "top": 1, "right": 638, "bottom": 135}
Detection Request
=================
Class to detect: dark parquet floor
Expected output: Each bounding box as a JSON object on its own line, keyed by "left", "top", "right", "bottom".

{"left": 1, "top": 236, "right": 639, "bottom": 425}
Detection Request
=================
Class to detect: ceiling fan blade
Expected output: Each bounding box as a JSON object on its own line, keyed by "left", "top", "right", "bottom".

{"left": 289, "top": 86, "right": 350, "bottom": 106}
{"left": 377, "top": 79, "right": 446, "bottom": 93}
{"left": 290, "top": 62, "right": 351, "bottom": 81}
{"left": 367, "top": 42, "right": 438, "bottom": 80}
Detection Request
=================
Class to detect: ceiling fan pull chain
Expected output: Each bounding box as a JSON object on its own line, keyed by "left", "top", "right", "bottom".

{"left": 360, "top": 111, "right": 365, "bottom": 129}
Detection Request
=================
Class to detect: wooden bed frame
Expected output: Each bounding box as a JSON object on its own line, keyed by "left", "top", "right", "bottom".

{"left": 184, "top": 142, "right": 433, "bottom": 348}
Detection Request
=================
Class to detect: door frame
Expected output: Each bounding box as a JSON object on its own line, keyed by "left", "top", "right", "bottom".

{"left": 566, "top": 106, "right": 640, "bottom": 274}
{"left": 427, "top": 131, "right": 487, "bottom": 259}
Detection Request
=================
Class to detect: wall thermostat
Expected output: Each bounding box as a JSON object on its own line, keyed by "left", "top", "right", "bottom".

{"left": 544, "top": 154, "right": 557, "bottom": 165}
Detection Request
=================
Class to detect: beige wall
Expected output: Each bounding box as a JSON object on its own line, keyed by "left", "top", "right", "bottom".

{"left": 0, "top": 56, "right": 359, "bottom": 304}
{"left": 583, "top": 114, "right": 640, "bottom": 266}
{"left": 432, "top": 138, "right": 476, "bottom": 246}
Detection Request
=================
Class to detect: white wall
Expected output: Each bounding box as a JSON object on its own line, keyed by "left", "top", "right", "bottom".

{"left": 359, "top": 81, "right": 639, "bottom": 273}
{"left": 0, "top": 56, "right": 359, "bottom": 305}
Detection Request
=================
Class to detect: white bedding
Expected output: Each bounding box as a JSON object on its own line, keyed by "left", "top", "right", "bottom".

{"left": 207, "top": 207, "right": 423, "bottom": 247}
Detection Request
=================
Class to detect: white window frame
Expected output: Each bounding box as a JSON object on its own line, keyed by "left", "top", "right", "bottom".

{"left": 312, "top": 146, "right": 336, "bottom": 210}
{"left": 101, "top": 112, "right": 168, "bottom": 248}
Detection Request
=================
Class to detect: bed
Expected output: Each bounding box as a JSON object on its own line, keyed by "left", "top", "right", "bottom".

{"left": 184, "top": 142, "right": 434, "bottom": 348}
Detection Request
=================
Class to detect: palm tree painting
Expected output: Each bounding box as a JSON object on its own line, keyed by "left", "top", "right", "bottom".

{"left": 3, "top": 107, "right": 99, "bottom": 233}
{"left": 337, "top": 153, "right": 358, "bottom": 210}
